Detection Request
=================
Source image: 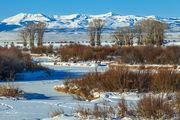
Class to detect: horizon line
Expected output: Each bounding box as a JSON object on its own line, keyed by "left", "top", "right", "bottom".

{"left": 1, "top": 12, "right": 180, "bottom": 21}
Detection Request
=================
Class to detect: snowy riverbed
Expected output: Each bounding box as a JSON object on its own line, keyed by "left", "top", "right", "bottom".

{"left": 0, "top": 64, "right": 110, "bottom": 120}
{"left": 0, "top": 61, "right": 178, "bottom": 120}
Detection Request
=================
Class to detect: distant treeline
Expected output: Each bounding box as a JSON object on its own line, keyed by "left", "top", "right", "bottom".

{"left": 19, "top": 18, "right": 167, "bottom": 49}
{"left": 58, "top": 44, "right": 180, "bottom": 65}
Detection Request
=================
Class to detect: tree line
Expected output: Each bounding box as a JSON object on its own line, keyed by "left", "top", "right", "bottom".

{"left": 19, "top": 18, "right": 167, "bottom": 49}
{"left": 20, "top": 22, "right": 46, "bottom": 48}
{"left": 88, "top": 18, "right": 167, "bottom": 47}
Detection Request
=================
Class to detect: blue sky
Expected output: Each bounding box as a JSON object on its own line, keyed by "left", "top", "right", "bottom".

{"left": 0, "top": 0, "right": 179, "bottom": 20}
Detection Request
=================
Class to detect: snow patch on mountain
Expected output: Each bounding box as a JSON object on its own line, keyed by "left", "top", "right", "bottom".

{"left": 0, "top": 12, "right": 180, "bottom": 32}
{"left": 2, "top": 13, "right": 53, "bottom": 25}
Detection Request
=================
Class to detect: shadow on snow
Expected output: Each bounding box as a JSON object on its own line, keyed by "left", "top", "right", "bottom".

{"left": 14, "top": 69, "right": 84, "bottom": 82}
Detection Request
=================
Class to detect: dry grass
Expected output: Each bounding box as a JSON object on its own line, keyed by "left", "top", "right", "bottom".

{"left": 59, "top": 45, "right": 180, "bottom": 64}
{"left": 0, "top": 84, "right": 23, "bottom": 97}
{"left": 75, "top": 100, "right": 137, "bottom": 119}
{"left": 75, "top": 107, "right": 92, "bottom": 119}
{"left": 118, "top": 98, "right": 128, "bottom": 118}
{"left": 75, "top": 103, "right": 116, "bottom": 119}
{"left": 117, "top": 98, "right": 137, "bottom": 118}
{"left": 47, "top": 95, "right": 179, "bottom": 119}
{"left": 137, "top": 95, "right": 174, "bottom": 119}
{"left": 0, "top": 47, "right": 41, "bottom": 81}
{"left": 31, "top": 46, "right": 54, "bottom": 54}
{"left": 109, "top": 64, "right": 179, "bottom": 71}
{"left": 49, "top": 108, "right": 64, "bottom": 118}
{"left": 59, "top": 44, "right": 116, "bottom": 62}
{"left": 55, "top": 66, "right": 179, "bottom": 101}
{"left": 151, "top": 69, "right": 179, "bottom": 93}
{"left": 176, "top": 91, "right": 180, "bottom": 119}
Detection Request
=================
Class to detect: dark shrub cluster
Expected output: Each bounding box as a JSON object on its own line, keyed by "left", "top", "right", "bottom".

{"left": 137, "top": 95, "right": 174, "bottom": 119}
{"left": 0, "top": 47, "right": 39, "bottom": 80}
{"left": 58, "top": 44, "right": 116, "bottom": 62}
{"left": 113, "top": 45, "right": 180, "bottom": 64}
{"left": 75, "top": 103, "right": 117, "bottom": 119}
{"left": 0, "top": 84, "right": 23, "bottom": 97}
{"left": 74, "top": 95, "right": 175, "bottom": 119}
{"left": 57, "top": 66, "right": 179, "bottom": 100}
{"left": 31, "top": 45, "right": 54, "bottom": 54}
{"left": 58, "top": 44, "right": 180, "bottom": 64}
{"left": 176, "top": 91, "right": 180, "bottom": 118}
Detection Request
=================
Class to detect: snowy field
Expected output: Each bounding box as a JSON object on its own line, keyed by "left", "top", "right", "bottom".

{"left": 0, "top": 31, "right": 179, "bottom": 119}
{"left": 0, "top": 32, "right": 114, "bottom": 48}
{"left": 0, "top": 62, "right": 109, "bottom": 120}
{"left": 0, "top": 32, "right": 180, "bottom": 47}
{"left": 1, "top": 60, "right": 178, "bottom": 120}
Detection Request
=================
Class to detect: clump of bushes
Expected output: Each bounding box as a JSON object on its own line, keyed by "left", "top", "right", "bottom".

{"left": 74, "top": 95, "right": 176, "bottom": 119}
{"left": 150, "top": 69, "right": 180, "bottom": 93}
{"left": 58, "top": 44, "right": 180, "bottom": 64}
{"left": 58, "top": 44, "right": 116, "bottom": 62}
{"left": 31, "top": 45, "right": 54, "bottom": 54}
{"left": 75, "top": 103, "right": 130, "bottom": 119}
{"left": 137, "top": 95, "right": 174, "bottom": 119}
{"left": 49, "top": 94, "right": 178, "bottom": 119}
{"left": 114, "top": 45, "right": 180, "bottom": 64}
{"left": 0, "top": 84, "right": 23, "bottom": 97}
{"left": 75, "top": 103, "right": 116, "bottom": 119}
{"left": 0, "top": 47, "right": 41, "bottom": 80}
{"left": 176, "top": 91, "right": 180, "bottom": 118}
{"left": 55, "top": 66, "right": 179, "bottom": 100}
{"left": 49, "top": 108, "right": 64, "bottom": 118}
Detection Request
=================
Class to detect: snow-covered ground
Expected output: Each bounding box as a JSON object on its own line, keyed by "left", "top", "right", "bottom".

{"left": 0, "top": 62, "right": 109, "bottom": 120}
{"left": 0, "top": 31, "right": 180, "bottom": 48}
{"left": 0, "top": 56, "right": 179, "bottom": 120}
{"left": 0, "top": 31, "right": 115, "bottom": 48}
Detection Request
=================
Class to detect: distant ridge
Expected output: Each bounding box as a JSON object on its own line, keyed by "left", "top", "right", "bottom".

{"left": 0, "top": 12, "right": 180, "bottom": 32}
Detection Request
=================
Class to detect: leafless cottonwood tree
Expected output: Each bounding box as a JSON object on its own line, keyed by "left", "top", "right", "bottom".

{"left": 26, "top": 23, "right": 37, "bottom": 48}
{"left": 36, "top": 23, "right": 46, "bottom": 47}
{"left": 135, "top": 19, "right": 166, "bottom": 46}
{"left": 134, "top": 23, "right": 144, "bottom": 45}
{"left": 20, "top": 23, "right": 37, "bottom": 48}
{"left": 19, "top": 29, "right": 29, "bottom": 48}
{"left": 94, "top": 19, "right": 105, "bottom": 46}
{"left": 20, "top": 22, "right": 47, "bottom": 48}
{"left": 88, "top": 22, "right": 96, "bottom": 46}
{"left": 88, "top": 19, "right": 105, "bottom": 46}
{"left": 111, "top": 29, "right": 125, "bottom": 46}
{"left": 112, "top": 27, "right": 134, "bottom": 46}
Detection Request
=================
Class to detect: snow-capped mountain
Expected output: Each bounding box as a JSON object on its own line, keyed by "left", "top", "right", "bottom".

{"left": 0, "top": 12, "right": 180, "bottom": 32}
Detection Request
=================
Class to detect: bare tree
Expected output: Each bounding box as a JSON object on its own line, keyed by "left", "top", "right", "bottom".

{"left": 36, "top": 23, "right": 46, "bottom": 47}
{"left": 134, "top": 22, "right": 143, "bottom": 45}
{"left": 135, "top": 19, "right": 166, "bottom": 46}
{"left": 19, "top": 29, "right": 29, "bottom": 48}
{"left": 94, "top": 19, "right": 105, "bottom": 46}
{"left": 111, "top": 29, "right": 125, "bottom": 46}
{"left": 154, "top": 21, "right": 167, "bottom": 46}
{"left": 88, "top": 21, "right": 96, "bottom": 46}
{"left": 20, "top": 22, "right": 47, "bottom": 48}
{"left": 112, "top": 27, "right": 134, "bottom": 46}
{"left": 88, "top": 19, "right": 105, "bottom": 46}
{"left": 122, "top": 27, "right": 134, "bottom": 46}
{"left": 24, "top": 23, "right": 37, "bottom": 48}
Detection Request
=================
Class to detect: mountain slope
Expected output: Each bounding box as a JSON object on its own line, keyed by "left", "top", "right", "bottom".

{"left": 0, "top": 12, "right": 180, "bottom": 32}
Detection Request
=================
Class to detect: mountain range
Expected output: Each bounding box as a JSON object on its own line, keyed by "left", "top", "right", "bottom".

{"left": 0, "top": 12, "right": 180, "bottom": 32}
